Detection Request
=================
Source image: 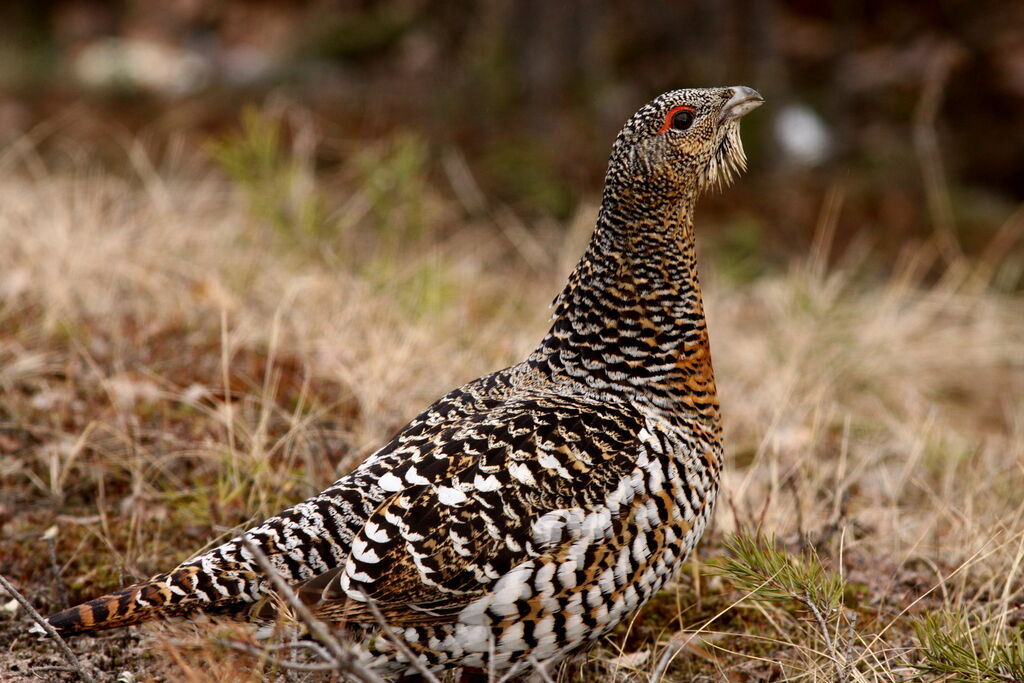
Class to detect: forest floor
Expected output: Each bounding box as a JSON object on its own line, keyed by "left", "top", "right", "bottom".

{"left": 1, "top": 128, "right": 1023, "bottom": 681}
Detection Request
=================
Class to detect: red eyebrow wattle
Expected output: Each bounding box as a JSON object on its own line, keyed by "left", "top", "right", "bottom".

{"left": 659, "top": 105, "right": 696, "bottom": 133}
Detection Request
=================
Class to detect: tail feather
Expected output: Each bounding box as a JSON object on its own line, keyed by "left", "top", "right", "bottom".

{"left": 45, "top": 488, "right": 363, "bottom": 635}
{"left": 47, "top": 556, "right": 269, "bottom": 635}
{"left": 48, "top": 575, "right": 174, "bottom": 634}
{"left": 48, "top": 554, "right": 283, "bottom": 634}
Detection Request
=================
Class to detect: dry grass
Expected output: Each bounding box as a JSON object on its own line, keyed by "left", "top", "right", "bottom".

{"left": 0, "top": 126, "right": 1022, "bottom": 682}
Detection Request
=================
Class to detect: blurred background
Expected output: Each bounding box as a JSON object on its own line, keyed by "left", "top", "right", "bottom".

{"left": 2, "top": 5, "right": 1024, "bottom": 679}
{"left": 1, "top": 0, "right": 1022, "bottom": 280}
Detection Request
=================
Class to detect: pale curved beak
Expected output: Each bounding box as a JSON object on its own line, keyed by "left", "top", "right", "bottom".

{"left": 719, "top": 86, "right": 764, "bottom": 123}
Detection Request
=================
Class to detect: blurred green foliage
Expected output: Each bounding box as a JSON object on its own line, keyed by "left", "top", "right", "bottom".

{"left": 207, "top": 107, "right": 329, "bottom": 242}
{"left": 353, "top": 131, "right": 431, "bottom": 240}
{"left": 483, "top": 134, "right": 575, "bottom": 219}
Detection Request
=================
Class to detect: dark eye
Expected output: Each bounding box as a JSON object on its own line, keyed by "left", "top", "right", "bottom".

{"left": 659, "top": 105, "right": 697, "bottom": 133}
{"left": 671, "top": 109, "right": 695, "bottom": 131}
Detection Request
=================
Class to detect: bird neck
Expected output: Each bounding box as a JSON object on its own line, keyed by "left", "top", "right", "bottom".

{"left": 530, "top": 187, "right": 720, "bottom": 422}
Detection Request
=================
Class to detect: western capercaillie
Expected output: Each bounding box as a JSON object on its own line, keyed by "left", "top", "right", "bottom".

{"left": 48, "top": 86, "right": 763, "bottom": 679}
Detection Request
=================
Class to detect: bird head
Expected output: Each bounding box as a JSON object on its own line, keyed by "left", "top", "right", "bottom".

{"left": 608, "top": 86, "right": 764, "bottom": 200}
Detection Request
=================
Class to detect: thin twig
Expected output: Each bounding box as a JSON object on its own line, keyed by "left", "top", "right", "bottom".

{"left": 0, "top": 573, "right": 96, "bottom": 683}
{"left": 801, "top": 591, "right": 843, "bottom": 683}
{"left": 357, "top": 588, "right": 441, "bottom": 683}
{"left": 527, "top": 656, "right": 556, "bottom": 683}
{"left": 648, "top": 630, "right": 726, "bottom": 682}
{"left": 239, "top": 536, "right": 385, "bottom": 683}
{"left": 497, "top": 662, "right": 528, "bottom": 683}
{"left": 842, "top": 611, "right": 857, "bottom": 681}
{"left": 651, "top": 634, "right": 684, "bottom": 679}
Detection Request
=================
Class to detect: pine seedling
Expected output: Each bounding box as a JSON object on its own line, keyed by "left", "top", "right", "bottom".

{"left": 712, "top": 534, "right": 845, "bottom": 611}
{"left": 208, "top": 107, "right": 329, "bottom": 244}
{"left": 913, "top": 610, "right": 1024, "bottom": 682}
{"left": 352, "top": 131, "right": 431, "bottom": 241}
{"left": 710, "top": 534, "right": 856, "bottom": 682}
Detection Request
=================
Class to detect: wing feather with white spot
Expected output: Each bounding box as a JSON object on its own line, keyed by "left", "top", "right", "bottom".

{"left": 311, "top": 392, "right": 661, "bottom": 625}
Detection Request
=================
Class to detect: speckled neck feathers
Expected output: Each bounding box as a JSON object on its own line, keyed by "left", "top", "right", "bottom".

{"left": 532, "top": 186, "right": 719, "bottom": 424}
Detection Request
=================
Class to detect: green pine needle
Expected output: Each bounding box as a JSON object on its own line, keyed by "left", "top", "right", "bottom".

{"left": 913, "top": 610, "right": 1024, "bottom": 682}
{"left": 709, "top": 534, "right": 846, "bottom": 612}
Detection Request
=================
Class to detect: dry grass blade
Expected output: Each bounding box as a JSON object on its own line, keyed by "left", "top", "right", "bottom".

{"left": 357, "top": 588, "right": 441, "bottom": 683}
{"left": 649, "top": 631, "right": 723, "bottom": 682}
{"left": 238, "top": 537, "right": 385, "bottom": 683}
{"left": 527, "top": 656, "right": 557, "bottom": 683}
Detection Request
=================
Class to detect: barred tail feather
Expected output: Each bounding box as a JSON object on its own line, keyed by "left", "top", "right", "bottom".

{"left": 46, "top": 489, "right": 362, "bottom": 634}
{"left": 47, "top": 571, "right": 178, "bottom": 634}
{"left": 46, "top": 561, "right": 263, "bottom": 635}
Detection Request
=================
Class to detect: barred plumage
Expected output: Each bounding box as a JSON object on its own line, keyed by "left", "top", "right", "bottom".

{"left": 47, "top": 86, "right": 763, "bottom": 678}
